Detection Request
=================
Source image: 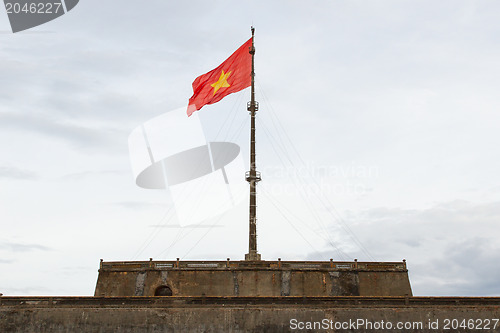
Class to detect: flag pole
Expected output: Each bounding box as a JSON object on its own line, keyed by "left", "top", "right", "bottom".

{"left": 245, "top": 26, "right": 262, "bottom": 261}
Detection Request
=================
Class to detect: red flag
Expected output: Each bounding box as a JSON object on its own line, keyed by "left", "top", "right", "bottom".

{"left": 187, "top": 38, "right": 252, "bottom": 116}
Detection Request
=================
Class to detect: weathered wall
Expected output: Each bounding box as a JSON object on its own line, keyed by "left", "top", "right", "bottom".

{"left": 95, "top": 260, "right": 413, "bottom": 297}
{"left": 358, "top": 271, "right": 413, "bottom": 296}
{"left": 1, "top": 296, "right": 499, "bottom": 333}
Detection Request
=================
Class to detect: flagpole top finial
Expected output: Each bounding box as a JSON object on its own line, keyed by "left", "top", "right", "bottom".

{"left": 251, "top": 26, "right": 255, "bottom": 36}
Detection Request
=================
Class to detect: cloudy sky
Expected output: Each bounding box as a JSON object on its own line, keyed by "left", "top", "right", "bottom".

{"left": 1, "top": 1, "right": 500, "bottom": 297}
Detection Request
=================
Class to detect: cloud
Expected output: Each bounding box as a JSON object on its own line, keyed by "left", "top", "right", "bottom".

{"left": 307, "top": 200, "right": 500, "bottom": 296}
{"left": 0, "top": 166, "right": 39, "bottom": 180}
{"left": 419, "top": 237, "right": 500, "bottom": 296}
{"left": 61, "top": 170, "right": 125, "bottom": 181}
{"left": 0, "top": 112, "right": 124, "bottom": 151}
{"left": 0, "top": 241, "right": 51, "bottom": 253}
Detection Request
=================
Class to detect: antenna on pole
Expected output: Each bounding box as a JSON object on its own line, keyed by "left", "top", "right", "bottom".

{"left": 245, "top": 26, "right": 262, "bottom": 261}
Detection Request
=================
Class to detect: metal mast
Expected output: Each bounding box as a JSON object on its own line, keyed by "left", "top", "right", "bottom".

{"left": 245, "top": 27, "right": 261, "bottom": 261}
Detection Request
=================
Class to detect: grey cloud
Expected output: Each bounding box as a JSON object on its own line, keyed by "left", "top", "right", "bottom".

{"left": 312, "top": 200, "right": 500, "bottom": 296}
{"left": 61, "top": 170, "right": 125, "bottom": 180}
{"left": 413, "top": 237, "right": 500, "bottom": 296}
{"left": 0, "top": 49, "right": 162, "bottom": 148}
{"left": 0, "top": 166, "right": 39, "bottom": 180}
{"left": 0, "top": 112, "right": 124, "bottom": 151}
{"left": 0, "top": 241, "right": 51, "bottom": 252}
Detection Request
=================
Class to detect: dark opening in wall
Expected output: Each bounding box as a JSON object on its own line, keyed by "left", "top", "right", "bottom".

{"left": 155, "top": 285, "right": 173, "bottom": 296}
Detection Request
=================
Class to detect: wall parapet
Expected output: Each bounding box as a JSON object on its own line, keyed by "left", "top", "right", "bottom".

{"left": 99, "top": 259, "right": 407, "bottom": 272}
{"left": 2, "top": 296, "right": 500, "bottom": 308}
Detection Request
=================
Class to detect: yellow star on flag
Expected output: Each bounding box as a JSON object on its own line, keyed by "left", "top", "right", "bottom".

{"left": 211, "top": 70, "right": 231, "bottom": 95}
